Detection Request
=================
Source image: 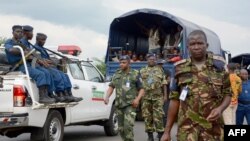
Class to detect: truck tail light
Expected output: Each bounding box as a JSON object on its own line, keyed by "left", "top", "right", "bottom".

{"left": 13, "top": 85, "right": 27, "bottom": 107}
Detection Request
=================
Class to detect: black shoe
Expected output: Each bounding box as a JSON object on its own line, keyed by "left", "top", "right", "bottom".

{"left": 39, "top": 96, "right": 55, "bottom": 104}
{"left": 62, "top": 91, "right": 74, "bottom": 102}
{"left": 49, "top": 93, "right": 61, "bottom": 103}
{"left": 38, "top": 86, "right": 55, "bottom": 104}
{"left": 147, "top": 132, "right": 154, "bottom": 141}
{"left": 66, "top": 90, "right": 83, "bottom": 102}
{"left": 56, "top": 92, "right": 67, "bottom": 103}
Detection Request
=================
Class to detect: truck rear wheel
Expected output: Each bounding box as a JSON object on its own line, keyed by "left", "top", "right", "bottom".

{"left": 104, "top": 105, "right": 118, "bottom": 136}
{"left": 31, "top": 110, "right": 64, "bottom": 141}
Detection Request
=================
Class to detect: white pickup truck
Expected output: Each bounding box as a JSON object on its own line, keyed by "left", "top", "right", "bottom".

{"left": 0, "top": 46, "right": 118, "bottom": 141}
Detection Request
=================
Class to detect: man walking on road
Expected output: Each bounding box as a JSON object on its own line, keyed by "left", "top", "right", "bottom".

{"left": 161, "top": 30, "right": 231, "bottom": 141}
{"left": 140, "top": 53, "right": 167, "bottom": 141}
{"left": 104, "top": 55, "right": 144, "bottom": 141}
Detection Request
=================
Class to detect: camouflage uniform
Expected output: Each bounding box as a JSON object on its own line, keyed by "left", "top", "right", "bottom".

{"left": 170, "top": 52, "right": 231, "bottom": 141}
{"left": 109, "top": 68, "right": 143, "bottom": 141}
{"left": 140, "top": 66, "right": 167, "bottom": 133}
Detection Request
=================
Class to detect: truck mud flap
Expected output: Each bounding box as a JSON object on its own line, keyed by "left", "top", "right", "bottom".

{"left": 32, "top": 102, "right": 78, "bottom": 110}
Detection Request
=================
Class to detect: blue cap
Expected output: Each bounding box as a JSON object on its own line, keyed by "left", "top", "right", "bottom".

{"left": 22, "top": 25, "right": 33, "bottom": 32}
{"left": 119, "top": 55, "right": 130, "bottom": 61}
{"left": 36, "top": 33, "right": 47, "bottom": 38}
{"left": 12, "top": 25, "right": 22, "bottom": 31}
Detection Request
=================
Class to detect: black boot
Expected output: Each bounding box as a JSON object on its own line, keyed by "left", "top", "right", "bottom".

{"left": 48, "top": 92, "right": 61, "bottom": 103}
{"left": 65, "top": 90, "right": 83, "bottom": 102}
{"left": 61, "top": 91, "right": 72, "bottom": 102}
{"left": 157, "top": 132, "right": 164, "bottom": 141}
{"left": 38, "top": 86, "right": 55, "bottom": 104}
{"left": 147, "top": 132, "right": 154, "bottom": 141}
{"left": 56, "top": 91, "right": 67, "bottom": 103}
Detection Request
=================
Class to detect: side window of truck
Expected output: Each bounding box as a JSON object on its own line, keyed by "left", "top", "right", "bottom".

{"left": 82, "top": 62, "right": 104, "bottom": 83}
{"left": 68, "top": 63, "right": 85, "bottom": 80}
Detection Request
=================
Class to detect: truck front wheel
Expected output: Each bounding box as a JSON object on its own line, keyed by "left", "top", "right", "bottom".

{"left": 31, "top": 110, "right": 64, "bottom": 141}
{"left": 104, "top": 105, "right": 118, "bottom": 136}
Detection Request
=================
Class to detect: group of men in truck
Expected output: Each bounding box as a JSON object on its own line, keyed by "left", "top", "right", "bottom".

{"left": 4, "top": 25, "right": 82, "bottom": 104}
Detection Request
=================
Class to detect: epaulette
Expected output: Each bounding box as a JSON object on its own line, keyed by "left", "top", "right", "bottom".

{"left": 174, "top": 59, "right": 187, "bottom": 66}
{"left": 212, "top": 55, "right": 227, "bottom": 72}
{"left": 213, "top": 55, "right": 226, "bottom": 63}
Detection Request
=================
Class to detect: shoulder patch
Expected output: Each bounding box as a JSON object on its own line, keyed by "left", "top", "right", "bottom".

{"left": 213, "top": 55, "right": 226, "bottom": 63}
{"left": 174, "top": 59, "right": 187, "bottom": 66}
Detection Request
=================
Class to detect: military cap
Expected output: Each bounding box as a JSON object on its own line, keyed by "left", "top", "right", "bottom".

{"left": 157, "top": 59, "right": 166, "bottom": 64}
{"left": 22, "top": 25, "right": 33, "bottom": 32}
{"left": 119, "top": 55, "right": 130, "bottom": 61}
{"left": 146, "top": 53, "right": 156, "bottom": 58}
{"left": 36, "top": 33, "right": 47, "bottom": 39}
{"left": 12, "top": 25, "right": 22, "bottom": 31}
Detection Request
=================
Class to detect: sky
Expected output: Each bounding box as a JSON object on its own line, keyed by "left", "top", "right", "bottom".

{"left": 0, "top": 0, "right": 249, "bottom": 59}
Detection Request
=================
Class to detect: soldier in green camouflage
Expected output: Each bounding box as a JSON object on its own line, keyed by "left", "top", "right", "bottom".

{"left": 104, "top": 55, "right": 145, "bottom": 141}
{"left": 161, "top": 30, "right": 231, "bottom": 141}
{"left": 140, "top": 53, "right": 168, "bottom": 141}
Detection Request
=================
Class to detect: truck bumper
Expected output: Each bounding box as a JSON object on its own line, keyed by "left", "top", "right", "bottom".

{"left": 0, "top": 113, "right": 28, "bottom": 129}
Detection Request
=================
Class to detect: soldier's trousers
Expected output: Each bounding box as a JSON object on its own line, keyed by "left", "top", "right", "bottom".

{"left": 116, "top": 106, "right": 136, "bottom": 141}
{"left": 142, "top": 98, "right": 164, "bottom": 132}
{"left": 177, "top": 125, "right": 224, "bottom": 141}
{"left": 163, "top": 99, "right": 170, "bottom": 127}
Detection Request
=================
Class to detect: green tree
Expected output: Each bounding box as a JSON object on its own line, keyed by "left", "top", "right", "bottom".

{"left": 92, "top": 57, "right": 106, "bottom": 76}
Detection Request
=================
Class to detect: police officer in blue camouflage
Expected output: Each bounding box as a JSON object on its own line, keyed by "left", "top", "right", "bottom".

{"left": 34, "top": 33, "right": 82, "bottom": 102}
{"left": 20, "top": 25, "right": 56, "bottom": 99}
{"left": 104, "top": 55, "right": 145, "bottom": 141}
{"left": 4, "top": 25, "right": 55, "bottom": 104}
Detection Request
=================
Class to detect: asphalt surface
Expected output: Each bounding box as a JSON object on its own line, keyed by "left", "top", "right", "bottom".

{"left": 0, "top": 121, "right": 178, "bottom": 141}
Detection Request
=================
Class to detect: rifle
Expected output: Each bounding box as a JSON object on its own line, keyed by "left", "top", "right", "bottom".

{"left": 42, "top": 46, "right": 74, "bottom": 62}
{"left": 35, "top": 45, "right": 77, "bottom": 72}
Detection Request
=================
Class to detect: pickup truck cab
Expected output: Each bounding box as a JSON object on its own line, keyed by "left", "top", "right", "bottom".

{"left": 0, "top": 46, "right": 118, "bottom": 141}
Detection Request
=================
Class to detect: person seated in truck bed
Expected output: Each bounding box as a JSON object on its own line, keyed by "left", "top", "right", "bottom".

{"left": 136, "top": 21, "right": 162, "bottom": 54}
{"left": 130, "top": 54, "right": 140, "bottom": 63}
{"left": 4, "top": 25, "right": 55, "bottom": 104}
{"left": 165, "top": 47, "right": 182, "bottom": 63}
{"left": 34, "top": 33, "right": 82, "bottom": 102}
{"left": 138, "top": 54, "right": 146, "bottom": 61}
{"left": 162, "top": 25, "right": 183, "bottom": 59}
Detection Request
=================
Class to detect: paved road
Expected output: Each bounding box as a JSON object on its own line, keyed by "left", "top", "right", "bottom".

{"left": 0, "top": 121, "right": 177, "bottom": 141}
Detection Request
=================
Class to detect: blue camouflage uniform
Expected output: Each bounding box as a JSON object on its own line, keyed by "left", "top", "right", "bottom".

{"left": 19, "top": 38, "right": 55, "bottom": 93}
{"left": 4, "top": 39, "right": 49, "bottom": 87}
{"left": 34, "top": 43, "right": 72, "bottom": 93}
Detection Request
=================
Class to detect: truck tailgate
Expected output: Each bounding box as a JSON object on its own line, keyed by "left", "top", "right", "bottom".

{"left": 0, "top": 79, "right": 14, "bottom": 112}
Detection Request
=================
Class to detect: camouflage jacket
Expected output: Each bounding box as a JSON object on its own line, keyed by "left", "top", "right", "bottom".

{"left": 109, "top": 68, "right": 143, "bottom": 108}
{"left": 170, "top": 52, "right": 231, "bottom": 129}
{"left": 140, "top": 65, "right": 167, "bottom": 99}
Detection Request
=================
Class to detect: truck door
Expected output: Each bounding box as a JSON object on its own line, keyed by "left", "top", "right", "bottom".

{"left": 81, "top": 62, "right": 109, "bottom": 118}
{"left": 67, "top": 62, "right": 95, "bottom": 122}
